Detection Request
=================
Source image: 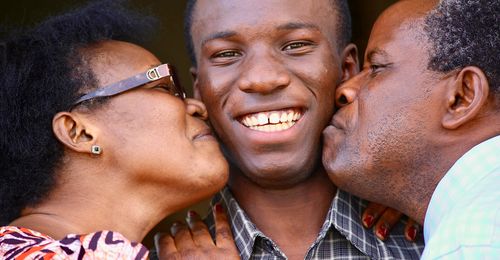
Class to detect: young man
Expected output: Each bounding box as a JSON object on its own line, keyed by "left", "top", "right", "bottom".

{"left": 323, "top": 0, "right": 499, "bottom": 258}
{"left": 173, "top": 0, "right": 424, "bottom": 259}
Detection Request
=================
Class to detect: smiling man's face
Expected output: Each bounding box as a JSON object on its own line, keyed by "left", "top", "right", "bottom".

{"left": 189, "top": 0, "right": 353, "bottom": 187}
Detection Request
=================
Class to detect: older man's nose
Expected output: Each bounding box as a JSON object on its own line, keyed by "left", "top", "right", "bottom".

{"left": 335, "top": 76, "right": 361, "bottom": 108}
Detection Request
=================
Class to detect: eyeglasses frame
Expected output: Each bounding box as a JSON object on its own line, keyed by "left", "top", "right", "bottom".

{"left": 72, "top": 63, "right": 186, "bottom": 107}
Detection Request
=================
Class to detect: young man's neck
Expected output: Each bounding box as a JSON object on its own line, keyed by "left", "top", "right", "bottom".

{"left": 228, "top": 167, "right": 336, "bottom": 260}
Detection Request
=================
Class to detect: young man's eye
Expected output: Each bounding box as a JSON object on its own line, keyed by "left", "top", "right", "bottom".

{"left": 282, "top": 41, "right": 315, "bottom": 55}
{"left": 212, "top": 50, "right": 241, "bottom": 58}
{"left": 209, "top": 50, "right": 242, "bottom": 65}
{"left": 283, "top": 42, "right": 309, "bottom": 50}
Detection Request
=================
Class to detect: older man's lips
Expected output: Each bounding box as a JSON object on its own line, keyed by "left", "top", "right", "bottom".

{"left": 329, "top": 116, "right": 346, "bottom": 130}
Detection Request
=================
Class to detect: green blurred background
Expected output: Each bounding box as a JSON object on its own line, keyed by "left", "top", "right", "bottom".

{"left": 1, "top": 0, "right": 396, "bottom": 249}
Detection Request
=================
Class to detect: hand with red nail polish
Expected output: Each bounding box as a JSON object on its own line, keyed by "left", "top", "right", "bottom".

{"left": 155, "top": 206, "right": 239, "bottom": 260}
{"left": 362, "top": 202, "right": 421, "bottom": 241}
{"left": 362, "top": 202, "right": 387, "bottom": 228}
{"left": 376, "top": 223, "right": 389, "bottom": 240}
{"left": 404, "top": 219, "right": 420, "bottom": 242}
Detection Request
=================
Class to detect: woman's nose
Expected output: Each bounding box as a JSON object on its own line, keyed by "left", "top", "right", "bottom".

{"left": 185, "top": 98, "right": 208, "bottom": 120}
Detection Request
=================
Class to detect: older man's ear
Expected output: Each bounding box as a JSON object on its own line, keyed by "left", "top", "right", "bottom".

{"left": 442, "top": 66, "right": 490, "bottom": 130}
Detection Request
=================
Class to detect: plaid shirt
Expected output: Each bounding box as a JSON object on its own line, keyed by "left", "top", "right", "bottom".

{"left": 422, "top": 135, "right": 500, "bottom": 259}
{"left": 205, "top": 187, "right": 424, "bottom": 260}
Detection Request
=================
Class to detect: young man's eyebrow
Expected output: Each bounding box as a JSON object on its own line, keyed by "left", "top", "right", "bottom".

{"left": 201, "top": 31, "right": 237, "bottom": 46}
{"left": 200, "top": 22, "right": 319, "bottom": 47}
{"left": 276, "top": 22, "right": 320, "bottom": 31}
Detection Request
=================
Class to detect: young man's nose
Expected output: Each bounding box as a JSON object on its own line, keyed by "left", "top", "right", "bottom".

{"left": 237, "top": 51, "right": 291, "bottom": 94}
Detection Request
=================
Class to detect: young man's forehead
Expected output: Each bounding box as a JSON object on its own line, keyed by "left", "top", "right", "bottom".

{"left": 191, "top": 0, "right": 337, "bottom": 29}
{"left": 200, "top": 22, "right": 322, "bottom": 47}
{"left": 191, "top": 0, "right": 340, "bottom": 49}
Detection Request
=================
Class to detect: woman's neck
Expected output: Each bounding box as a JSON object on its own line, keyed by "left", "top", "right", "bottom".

{"left": 10, "top": 175, "right": 173, "bottom": 242}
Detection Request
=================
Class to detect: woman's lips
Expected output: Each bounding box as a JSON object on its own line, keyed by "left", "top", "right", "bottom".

{"left": 193, "top": 128, "right": 214, "bottom": 140}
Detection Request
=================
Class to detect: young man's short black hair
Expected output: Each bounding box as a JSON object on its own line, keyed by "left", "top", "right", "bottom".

{"left": 183, "top": 0, "right": 352, "bottom": 67}
{"left": 425, "top": 0, "right": 499, "bottom": 98}
{"left": 0, "top": 0, "right": 155, "bottom": 225}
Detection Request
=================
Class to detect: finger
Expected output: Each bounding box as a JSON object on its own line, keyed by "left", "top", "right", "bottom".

{"left": 373, "top": 207, "right": 403, "bottom": 241}
{"left": 404, "top": 218, "right": 421, "bottom": 242}
{"left": 154, "top": 232, "right": 178, "bottom": 259}
{"left": 186, "top": 210, "right": 215, "bottom": 247}
{"left": 170, "top": 221, "right": 196, "bottom": 251}
{"left": 362, "top": 202, "right": 388, "bottom": 228}
{"left": 213, "top": 203, "right": 238, "bottom": 252}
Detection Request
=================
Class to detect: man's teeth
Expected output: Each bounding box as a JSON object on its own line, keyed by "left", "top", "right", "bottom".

{"left": 249, "top": 122, "right": 296, "bottom": 132}
{"left": 241, "top": 110, "right": 302, "bottom": 132}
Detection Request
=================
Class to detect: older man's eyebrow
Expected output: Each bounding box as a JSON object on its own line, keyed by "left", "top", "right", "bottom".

{"left": 201, "top": 30, "right": 237, "bottom": 47}
{"left": 367, "top": 48, "right": 390, "bottom": 62}
{"left": 276, "top": 22, "right": 320, "bottom": 31}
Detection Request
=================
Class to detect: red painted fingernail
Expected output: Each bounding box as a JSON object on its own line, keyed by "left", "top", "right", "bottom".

{"left": 407, "top": 226, "right": 418, "bottom": 241}
{"left": 377, "top": 224, "right": 388, "bottom": 240}
{"left": 363, "top": 215, "right": 374, "bottom": 228}
{"left": 215, "top": 203, "right": 224, "bottom": 213}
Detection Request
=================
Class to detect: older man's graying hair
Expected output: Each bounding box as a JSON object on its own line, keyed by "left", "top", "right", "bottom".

{"left": 425, "top": 0, "right": 499, "bottom": 96}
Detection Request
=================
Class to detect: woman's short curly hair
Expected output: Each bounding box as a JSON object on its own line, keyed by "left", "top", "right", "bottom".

{"left": 0, "top": 0, "right": 156, "bottom": 225}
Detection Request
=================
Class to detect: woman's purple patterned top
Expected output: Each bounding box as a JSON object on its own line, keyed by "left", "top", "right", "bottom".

{"left": 0, "top": 226, "right": 149, "bottom": 259}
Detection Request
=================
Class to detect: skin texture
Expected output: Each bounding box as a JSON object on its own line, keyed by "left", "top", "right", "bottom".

{"left": 322, "top": 0, "right": 500, "bottom": 224}
{"left": 191, "top": 0, "right": 348, "bottom": 187}
{"left": 10, "top": 40, "right": 229, "bottom": 243}
{"left": 155, "top": 205, "right": 239, "bottom": 259}
{"left": 189, "top": 0, "right": 358, "bottom": 258}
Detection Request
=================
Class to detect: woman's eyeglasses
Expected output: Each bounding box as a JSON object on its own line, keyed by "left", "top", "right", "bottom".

{"left": 72, "top": 63, "right": 186, "bottom": 107}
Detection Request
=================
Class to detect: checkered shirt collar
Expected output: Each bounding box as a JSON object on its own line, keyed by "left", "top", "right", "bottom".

{"left": 208, "top": 187, "right": 272, "bottom": 260}
{"left": 206, "top": 186, "right": 424, "bottom": 260}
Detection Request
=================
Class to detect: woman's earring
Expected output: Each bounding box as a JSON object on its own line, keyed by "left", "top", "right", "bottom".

{"left": 91, "top": 145, "right": 102, "bottom": 155}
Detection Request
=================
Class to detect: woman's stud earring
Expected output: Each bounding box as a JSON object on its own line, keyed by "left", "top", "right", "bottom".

{"left": 91, "top": 145, "right": 102, "bottom": 155}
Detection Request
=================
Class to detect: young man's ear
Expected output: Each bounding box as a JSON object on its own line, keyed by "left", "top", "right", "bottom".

{"left": 442, "top": 66, "right": 490, "bottom": 129}
{"left": 52, "top": 112, "right": 98, "bottom": 154}
{"left": 190, "top": 66, "right": 202, "bottom": 100}
{"left": 340, "top": 43, "right": 359, "bottom": 83}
